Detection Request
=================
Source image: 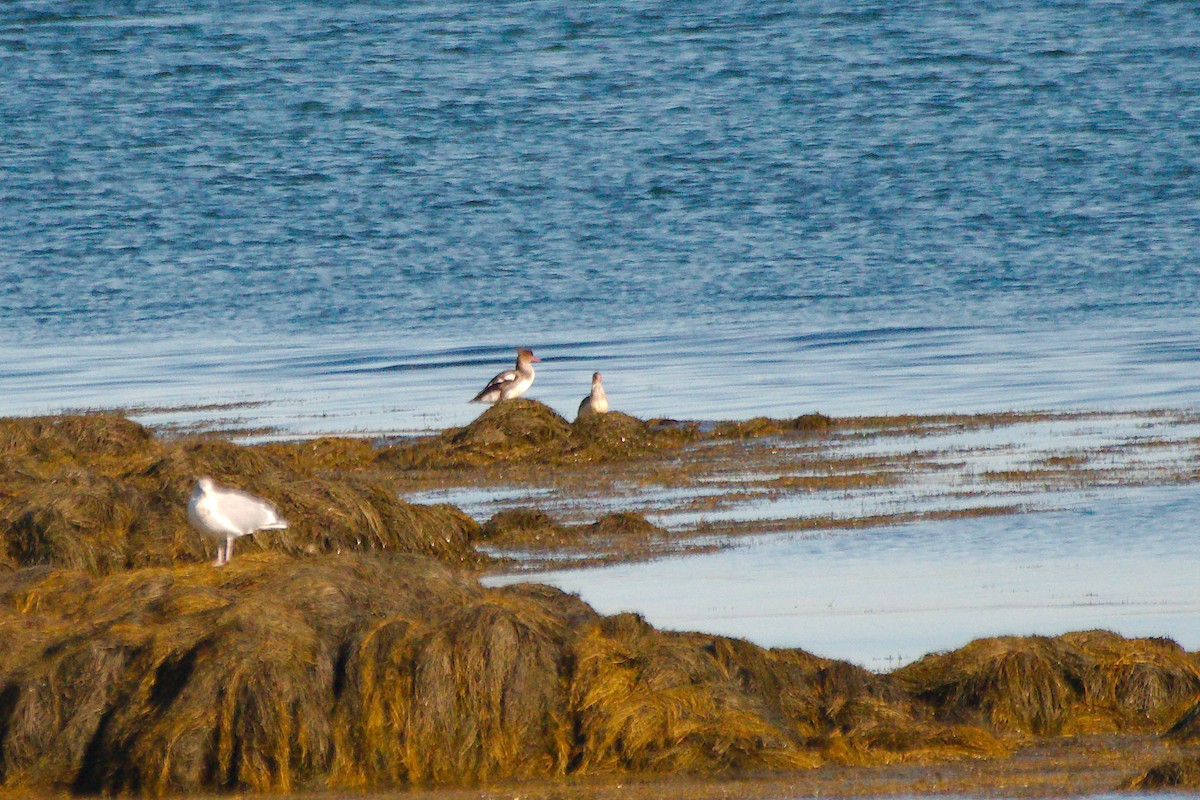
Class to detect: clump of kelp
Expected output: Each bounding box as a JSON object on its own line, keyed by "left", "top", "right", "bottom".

{"left": 1124, "top": 687, "right": 1200, "bottom": 788}
{"left": 895, "top": 631, "right": 1200, "bottom": 736}
{"left": 478, "top": 508, "right": 676, "bottom": 569}
{"left": 379, "top": 399, "right": 702, "bottom": 470}
{"left": 5, "top": 553, "right": 1200, "bottom": 796}
{"left": 480, "top": 508, "right": 666, "bottom": 550}
{"left": 0, "top": 552, "right": 1007, "bottom": 796}
{"left": 0, "top": 414, "right": 480, "bottom": 573}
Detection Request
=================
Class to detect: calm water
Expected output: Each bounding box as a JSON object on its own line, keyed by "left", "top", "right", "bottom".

{"left": 4, "top": 2, "right": 1200, "bottom": 679}
{"left": 490, "top": 484, "right": 1200, "bottom": 669}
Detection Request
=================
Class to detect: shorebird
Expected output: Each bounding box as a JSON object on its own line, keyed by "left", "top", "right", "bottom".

{"left": 470, "top": 348, "right": 540, "bottom": 403}
{"left": 576, "top": 371, "right": 609, "bottom": 419}
{"left": 187, "top": 477, "right": 288, "bottom": 566}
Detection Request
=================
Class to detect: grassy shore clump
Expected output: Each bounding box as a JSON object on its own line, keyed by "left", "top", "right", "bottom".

{"left": 0, "top": 414, "right": 481, "bottom": 573}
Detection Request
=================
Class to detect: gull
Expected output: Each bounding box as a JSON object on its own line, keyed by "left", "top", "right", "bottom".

{"left": 187, "top": 477, "right": 288, "bottom": 566}
{"left": 470, "top": 348, "right": 540, "bottom": 403}
{"left": 576, "top": 371, "right": 609, "bottom": 419}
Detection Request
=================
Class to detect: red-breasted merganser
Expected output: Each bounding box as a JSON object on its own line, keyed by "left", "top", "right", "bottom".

{"left": 576, "top": 371, "right": 609, "bottom": 419}
{"left": 470, "top": 348, "right": 540, "bottom": 403}
{"left": 187, "top": 477, "right": 288, "bottom": 566}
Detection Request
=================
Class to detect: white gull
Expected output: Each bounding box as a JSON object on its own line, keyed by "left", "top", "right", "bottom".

{"left": 576, "top": 371, "right": 609, "bottom": 419}
{"left": 187, "top": 477, "right": 288, "bottom": 566}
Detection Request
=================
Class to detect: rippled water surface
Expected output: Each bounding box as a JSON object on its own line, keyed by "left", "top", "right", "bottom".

{"left": 2, "top": 1, "right": 1199, "bottom": 432}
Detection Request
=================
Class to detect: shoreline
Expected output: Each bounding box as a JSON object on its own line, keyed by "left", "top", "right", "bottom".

{"left": 2, "top": 407, "right": 1200, "bottom": 796}
{"left": 0, "top": 735, "right": 1194, "bottom": 799}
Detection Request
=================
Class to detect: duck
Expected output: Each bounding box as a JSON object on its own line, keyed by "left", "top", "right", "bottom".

{"left": 187, "top": 477, "right": 288, "bottom": 566}
{"left": 470, "top": 348, "right": 540, "bottom": 403}
{"left": 576, "top": 371, "right": 609, "bottom": 419}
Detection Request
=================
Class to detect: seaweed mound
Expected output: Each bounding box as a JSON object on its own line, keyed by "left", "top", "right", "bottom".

{"left": 432, "top": 400, "right": 574, "bottom": 468}
{"left": 382, "top": 401, "right": 697, "bottom": 470}
{"left": 588, "top": 511, "right": 664, "bottom": 540}
{"left": 896, "top": 631, "right": 1200, "bottom": 736}
{"left": 481, "top": 509, "right": 665, "bottom": 552}
{"left": 1166, "top": 701, "right": 1200, "bottom": 743}
{"left": 569, "top": 411, "right": 693, "bottom": 461}
{"left": 0, "top": 554, "right": 480, "bottom": 794}
{"left": 0, "top": 556, "right": 1011, "bottom": 796}
{"left": 569, "top": 613, "right": 820, "bottom": 773}
{"left": 1063, "top": 630, "right": 1200, "bottom": 726}
{"left": 0, "top": 414, "right": 481, "bottom": 573}
{"left": 480, "top": 508, "right": 574, "bottom": 547}
{"left": 708, "top": 413, "right": 834, "bottom": 440}
{"left": 896, "top": 636, "right": 1089, "bottom": 736}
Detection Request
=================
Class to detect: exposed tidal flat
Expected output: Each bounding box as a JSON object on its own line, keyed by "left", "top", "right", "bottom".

{"left": 2, "top": 405, "right": 1200, "bottom": 797}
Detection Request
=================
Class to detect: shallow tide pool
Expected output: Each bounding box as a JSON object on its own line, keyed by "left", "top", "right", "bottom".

{"left": 487, "top": 483, "right": 1200, "bottom": 671}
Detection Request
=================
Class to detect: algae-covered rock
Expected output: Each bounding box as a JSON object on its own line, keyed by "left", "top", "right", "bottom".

{"left": 6, "top": 470, "right": 145, "bottom": 573}
{"left": 450, "top": 399, "right": 573, "bottom": 462}
{"left": 0, "top": 554, "right": 1039, "bottom": 796}
{"left": 0, "top": 414, "right": 482, "bottom": 573}
{"left": 568, "top": 612, "right": 820, "bottom": 774}
{"left": 588, "top": 511, "right": 664, "bottom": 540}
{"left": 896, "top": 631, "right": 1200, "bottom": 737}
{"left": 569, "top": 410, "right": 693, "bottom": 460}
{"left": 382, "top": 401, "right": 697, "bottom": 470}
{"left": 480, "top": 509, "right": 666, "bottom": 554}
{"left": 0, "top": 554, "right": 480, "bottom": 795}
{"left": 1165, "top": 700, "right": 1200, "bottom": 743}
{"left": 0, "top": 414, "right": 160, "bottom": 479}
{"left": 895, "top": 635, "right": 1089, "bottom": 736}
{"left": 379, "top": 399, "right": 571, "bottom": 470}
{"left": 1061, "top": 629, "right": 1200, "bottom": 726}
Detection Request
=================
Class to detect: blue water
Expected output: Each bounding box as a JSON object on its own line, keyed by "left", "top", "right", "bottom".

{"left": 2, "top": 1, "right": 1199, "bottom": 433}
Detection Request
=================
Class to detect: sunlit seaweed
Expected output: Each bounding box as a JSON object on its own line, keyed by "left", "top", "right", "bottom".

{"left": 896, "top": 632, "right": 1200, "bottom": 738}
{"left": 0, "top": 555, "right": 1022, "bottom": 795}
{"left": 0, "top": 414, "right": 480, "bottom": 573}
{"left": 1, "top": 412, "right": 1199, "bottom": 796}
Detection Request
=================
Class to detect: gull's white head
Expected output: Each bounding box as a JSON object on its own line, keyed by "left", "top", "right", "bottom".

{"left": 196, "top": 477, "right": 216, "bottom": 493}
